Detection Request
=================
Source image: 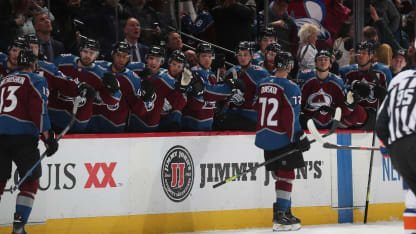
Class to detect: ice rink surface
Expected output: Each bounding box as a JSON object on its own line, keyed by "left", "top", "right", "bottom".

{"left": 173, "top": 222, "right": 403, "bottom": 234}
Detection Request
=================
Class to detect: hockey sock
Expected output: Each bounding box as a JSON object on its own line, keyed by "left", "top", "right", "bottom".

{"left": 16, "top": 179, "right": 38, "bottom": 224}
{"left": 404, "top": 190, "right": 416, "bottom": 234}
{"left": 0, "top": 180, "right": 6, "bottom": 202}
{"left": 275, "top": 169, "right": 295, "bottom": 211}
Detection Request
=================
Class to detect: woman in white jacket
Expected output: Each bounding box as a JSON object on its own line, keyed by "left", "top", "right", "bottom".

{"left": 296, "top": 23, "right": 319, "bottom": 71}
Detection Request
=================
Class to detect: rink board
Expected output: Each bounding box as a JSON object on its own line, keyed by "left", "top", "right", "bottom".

{"left": 0, "top": 131, "right": 405, "bottom": 233}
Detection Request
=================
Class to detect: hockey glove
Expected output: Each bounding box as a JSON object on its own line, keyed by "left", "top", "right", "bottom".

{"left": 77, "top": 82, "right": 96, "bottom": 99}
{"left": 189, "top": 72, "right": 205, "bottom": 97}
{"left": 225, "top": 78, "right": 246, "bottom": 93}
{"left": 175, "top": 68, "right": 193, "bottom": 93}
{"left": 41, "top": 130, "right": 59, "bottom": 157}
{"left": 137, "top": 67, "right": 152, "bottom": 79}
{"left": 295, "top": 130, "right": 310, "bottom": 152}
{"left": 229, "top": 89, "right": 245, "bottom": 106}
{"left": 373, "top": 85, "right": 387, "bottom": 100}
{"left": 102, "top": 73, "right": 120, "bottom": 94}
{"left": 344, "top": 90, "right": 361, "bottom": 109}
{"left": 140, "top": 79, "right": 156, "bottom": 102}
{"left": 351, "top": 80, "right": 371, "bottom": 99}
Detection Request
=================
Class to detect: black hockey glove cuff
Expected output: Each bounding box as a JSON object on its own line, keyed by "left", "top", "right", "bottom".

{"left": 41, "top": 130, "right": 59, "bottom": 157}
{"left": 140, "top": 79, "right": 156, "bottom": 102}
{"left": 351, "top": 80, "right": 371, "bottom": 99}
{"left": 137, "top": 67, "right": 152, "bottom": 79}
{"left": 102, "top": 72, "right": 120, "bottom": 94}
{"left": 189, "top": 72, "right": 205, "bottom": 97}
{"left": 373, "top": 85, "right": 387, "bottom": 100}
{"left": 77, "top": 82, "right": 96, "bottom": 99}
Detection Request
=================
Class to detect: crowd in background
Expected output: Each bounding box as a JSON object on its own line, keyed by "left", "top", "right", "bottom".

{"left": 1, "top": 0, "right": 416, "bottom": 134}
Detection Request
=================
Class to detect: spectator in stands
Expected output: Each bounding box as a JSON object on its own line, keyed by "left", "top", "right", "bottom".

{"left": 122, "top": 0, "right": 162, "bottom": 46}
{"left": 369, "top": 0, "right": 400, "bottom": 35}
{"left": 297, "top": 23, "right": 319, "bottom": 71}
{"left": 19, "top": 0, "right": 55, "bottom": 36}
{"left": 333, "top": 21, "right": 354, "bottom": 68}
{"left": 362, "top": 26, "right": 393, "bottom": 66}
{"left": 50, "top": 0, "right": 83, "bottom": 54}
{"left": 211, "top": 0, "right": 256, "bottom": 63}
{"left": 33, "top": 12, "right": 64, "bottom": 62}
{"left": 182, "top": 0, "right": 216, "bottom": 44}
{"left": 368, "top": 4, "right": 402, "bottom": 54}
{"left": 164, "top": 31, "right": 183, "bottom": 67}
{"left": 0, "top": 0, "right": 28, "bottom": 52}
{"left": 124, "top": 17, "right": 149, "bottom": 63}
{"left": 390, "top": 49, "right": 408, "bottom": 77}
{"left": 267, "top": 0, "right": 298, "bottom": 56}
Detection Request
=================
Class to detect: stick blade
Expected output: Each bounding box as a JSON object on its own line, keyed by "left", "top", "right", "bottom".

{"left": 307, "top": 119, "right": 325, "bottom": 144}
{"left": 334, "top": 107, "right": 342, "bottom": 122}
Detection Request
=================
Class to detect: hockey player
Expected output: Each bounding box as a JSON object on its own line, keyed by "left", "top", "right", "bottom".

{"left": 0, "top": 49, "right": 58, "bottom": 234}
{"left": 127, "top": 47, "right": 187, "bottom": 132}
{"left": 216, "top": 41, "right": 269, "bottom": 131}
{"left": 25, "top": 34, "right": 95, "bottom": 121}
{"left": 252, "top": 27, "right": 277, "bottom": 66}
{"left": 339, "top": 40, "right": 391, "bottom": 110}
{"left": 376, "top": 69, "right": 416, "bottom": 234}
{"left": 182, "top": 42, "right": 245, "bottom": 131}
{"left": 0, "top": 37, "right": 28, "bottom": 77}
{"left": 87, "top": 42, "right": 156, "bottom": 133}
{"left": 297, "top": 49, "right": 369, "bottom": 129}
{"left": 261, "top": 42, "right": 282, "bottom": 75}
{"left": 53, "top": 38, "right": 121, "bottom": 133}
{"left": 254, "top": 50, "right": 310, "bottom": 231}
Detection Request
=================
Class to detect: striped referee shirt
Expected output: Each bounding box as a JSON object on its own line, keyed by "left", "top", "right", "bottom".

{"left": 376, "top": 69, "right": 416, "bottom": 145}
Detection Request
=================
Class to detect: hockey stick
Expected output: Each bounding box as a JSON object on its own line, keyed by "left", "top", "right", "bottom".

{"left": 11, "top": 94, "right": 84, "bottom": 193}
{"left": 212, "top": 108, "right": 342, "bottom": 189}
{"left": 307, "top": 119, "right": 380, "bottom": 151}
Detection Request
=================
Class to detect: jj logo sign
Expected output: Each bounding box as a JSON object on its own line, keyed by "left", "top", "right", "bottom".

{"left": 161, "top": 146, "right": 194, "bottom": 202}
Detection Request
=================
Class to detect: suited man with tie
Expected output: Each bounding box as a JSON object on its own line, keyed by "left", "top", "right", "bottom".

{"left": 33, "top": 12, "right": 65, "bottom": 62}
{"left": 123, "top": 17, "right": 149, "bottom": 63}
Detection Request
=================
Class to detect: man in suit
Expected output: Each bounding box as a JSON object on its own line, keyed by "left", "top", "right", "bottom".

{"left": 33, "top": 12, "right": 64, "bottom": 62}
{"left": 123, "top": 17, "right": 149, "bottom": 63}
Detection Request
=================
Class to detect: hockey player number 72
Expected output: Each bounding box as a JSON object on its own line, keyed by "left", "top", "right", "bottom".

{"left": 259, "top": 97, "right": 278, "bottom": 127}
{"left": 0, "top": 86, "right": 20, "bottom": 113}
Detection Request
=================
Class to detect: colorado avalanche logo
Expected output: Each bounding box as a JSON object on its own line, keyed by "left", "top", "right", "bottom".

{"left": 293, "top": 0, "right": 331, "bottom": 42}
{"left": 359, "top": 78, "right": 378, "bottom": 103}
{"left": 305, "top": 88, "right": 332, "bottom": 112}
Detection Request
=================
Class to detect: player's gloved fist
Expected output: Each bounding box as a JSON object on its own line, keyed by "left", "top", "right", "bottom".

{"left": 295, "top": 130, "right": 310, "bottom": 152}
{"left": 140, "top": 79, "right": 156, "bottom": 102}
{"left": 229, "top": 89, "right": 245, "bottom": 106}
{"left": 137, "top": 67, "right": 152, "bottom": 78}
{"left": 102, "top": 72, "right": 120, "bottom": 94}
{"left": 41, "top": 130, "right": 59, "bottom": 157}
{"left": 344, "top": 90, "right": 360, "bottom": 108}
{"left": 373, "top": 85, "right": 387, "bottom": 100}
{"left": 176, "top": 68, "right": 194, "bottom": 93}
{"left": 351, "top": 80, "right": 371, "bottom": 98}
{"left": 77, "top": 82, "right": 96, "bottom": 99}
{"left": 189, "top": 72, "right": 205, "bottom": 97}
{"left": 225, "top": 78, "right": 246, "bottom": 93}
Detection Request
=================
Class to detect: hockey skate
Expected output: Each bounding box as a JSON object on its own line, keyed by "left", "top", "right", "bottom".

{"left": 272, "top": 203, "right": 301, "bottom": 231}
{"left": 12, "top": 213, "right": 27, "bottom": 234}
{"left": 285, "top": 208, "right": 301, "bottom": 231}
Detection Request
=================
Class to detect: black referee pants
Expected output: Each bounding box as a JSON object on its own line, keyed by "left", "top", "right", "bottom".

{"left": 389, "top": 134, "right": 416, "bottom": 194}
